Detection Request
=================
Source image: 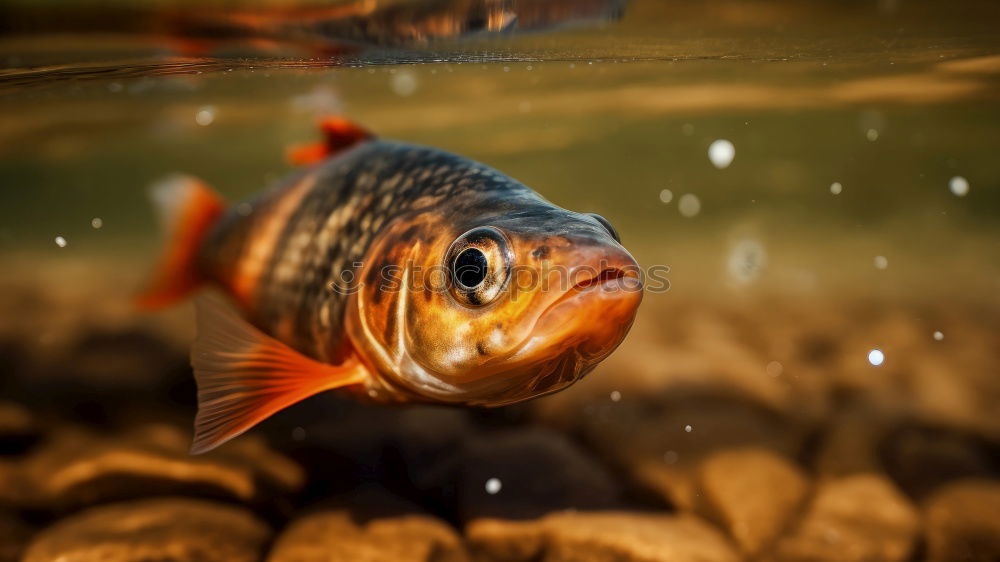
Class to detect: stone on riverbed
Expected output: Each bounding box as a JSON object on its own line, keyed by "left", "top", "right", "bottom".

{"left": 449, "top": 428, "right": 623, "bottom": 521}
{"left": 0, "top": 510, "right": 31, "bottom": 562}
{"left": 19, "top": 424, "right": 303, "bottom": 510}
{"left": 695, "top": 447, "right": 809, "bottom": 556}
{"left": 0, "top": 401, "right": 38, "bottom": 454}
{"left": 923, "top": 479, "right": 1000, "bottom": 562}
{"left": 773, "top": 473, "right": 919, "bottom": 562}
{"left": 22, "top": 498, "right": 271, "bottom": 562}
{"left": 268, "top": 493, "right": 469, "bottom": 562}
{"left": 583, "top": 393, "right": 805, "bottom": 511}
{"left": 467, "top": 511, "right": 739, "bottom": 562}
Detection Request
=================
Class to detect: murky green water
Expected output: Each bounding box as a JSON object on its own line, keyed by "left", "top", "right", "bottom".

{"left": 2, "top": 1, "right": 998, "bottom": 304}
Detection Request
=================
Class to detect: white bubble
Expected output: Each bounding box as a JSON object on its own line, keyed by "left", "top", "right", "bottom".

{"left": 684, "top": 424, "right": 693, "bottom": 433}
{"left": 663, "top": 450, "right": 679, "bottom": 464}
{"left": 868, "top": 349, "right": 884, "bottom": 366}
{"left": 485, "top": 477, "right": 502, "bottom": 495}
{"left": 659, "top": 189, "right": 673, "bottom": 204}
{"left": 866, "top": 128, "right": 879, "bottom": 141}
{"left": 766, "top": 361, "right": 783, "bottom": 377}
{"left": 610, "top": 390, "right": 621, "bottom": 402}
{"left": 708, "top": 139, "right": 735, "bottom": 169}
{"left": 390, "top": 70, "right": 418, "bottom": 96}
{"left": 91, "top": 217, "right": 103, "bottom": 229}
{"left": 933, "top": 331, "right": 944, "bottom": 341}
{"left": 292, "top": 427, "right": 306, "bottom": 441}
{"left": 874, "top": 255, "right": 888, "bottom": 270}
{"left": 54, "top": 236, "right": 67, "bottom": 248}
{"left": 195, "top": 106, "right": 216, "bottom": 126}
{"left": 830, "top": 182, "right": 843, "bottom": 195}
{"left": 678, "top": 194, "right": 701, "bottom": 218}
{"left": 948, "top": 176, "right": 969, "bottom": 197}
{"left": 727, "top": 238, "right": 767, "bottom": 285}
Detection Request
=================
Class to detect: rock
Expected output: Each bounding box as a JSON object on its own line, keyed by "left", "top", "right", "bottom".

{"left": 773, "top": 474, "right": 919, "bottom": 562}
{"left": 0, "top": 401, "right": 39, "bottom": 454}
{"left": 450, "top": 428, "right": 622, "bottom": 521}
{"left": 27, "top": 329, "right": 191, "bottom": 422}
{"left": 0, "top": 510, "right": 31, "bottom": 562}
{"left": 882, "top": 426, "right": 997, "bottom": 500}
{"left": 22, "top": 497, "right": 270, "bottom": 562}
{"left": 20, "top": 424, "right": 303, "bottom": 510}
{"left": 392, "top": 406, "right": 477, "bottom": 493}
{"left": 812, "top": 403, "right": 893, "bottom": 477}
{"left": 924, "top": 479, "right": 1000, "bottom": 562}
{"left": 695, "top": 447, "right": 809, "bottom": 556}
{"left": 55, "top": 329, "right": 187, "bottom": 390}
{"left": 268, "top": 490, "right": 468, "bottom": 562}
{"left": 577, "top": 392, "right": 806, "bottom": 511}
{"left": 0, "top": 459, "right": 36, "bottom": 509}
{"left": 467, "top": 511, "right": 740, "bottom": 562}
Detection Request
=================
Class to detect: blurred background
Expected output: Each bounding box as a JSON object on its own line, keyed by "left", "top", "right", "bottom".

{"left": 0, "top": 1, "right": 998, "bottom": 561}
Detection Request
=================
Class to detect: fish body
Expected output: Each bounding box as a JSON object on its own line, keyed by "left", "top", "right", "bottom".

{"left": 140, "top": 119, "right": 642, "bottom": 453}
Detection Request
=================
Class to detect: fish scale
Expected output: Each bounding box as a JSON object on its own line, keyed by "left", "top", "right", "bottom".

{"left": 237, "top": 142, "right": 523, "bottom": 358}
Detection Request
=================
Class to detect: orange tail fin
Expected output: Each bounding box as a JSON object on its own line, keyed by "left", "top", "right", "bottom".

{"left": 286, "top": 116, "right": 374, "bottom": 166}
{"left": 190, "top": 296, "right": 368, "bottom": 454}
{"left": 136, "top": 175, "right": 226, "bottom": 310}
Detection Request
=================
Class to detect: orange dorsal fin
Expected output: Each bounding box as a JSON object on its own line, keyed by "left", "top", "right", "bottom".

{"left": 136, "top": 175, "right": 226, "bottom": 310}
{"left": 189, "top": 296, "right": 369, "bottom": 454}
{"left": 286, "top": 116, "right": 374, "bottom": 166}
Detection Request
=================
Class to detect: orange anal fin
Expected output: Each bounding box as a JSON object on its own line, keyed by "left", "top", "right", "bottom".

{"left": 285, "top": 116, "right": 374, "bottom": 166}
{"left": 136, "top": 175, "right": 225, "bottom": 310}
{"left": 190, "top": 296, "right": 368, "bottom": 454}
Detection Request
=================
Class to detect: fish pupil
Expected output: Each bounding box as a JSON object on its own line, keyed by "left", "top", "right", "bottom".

{"left": 455, "top": 248, "right": 489, "bottom": 288}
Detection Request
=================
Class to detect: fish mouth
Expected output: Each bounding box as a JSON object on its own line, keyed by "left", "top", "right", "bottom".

{"left": 507, "top": 266, "right": 642, "bottom": 362}
{"left": 542, "top": 267, "right": 639, "bottom": 315}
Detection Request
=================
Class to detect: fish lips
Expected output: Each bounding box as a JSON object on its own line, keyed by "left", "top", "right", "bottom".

{"left": 511, "top": 265, "right": 644, "bottom": 374}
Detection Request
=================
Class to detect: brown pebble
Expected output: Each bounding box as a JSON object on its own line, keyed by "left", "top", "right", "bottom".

{"left": 268, "top": 491, "right": 468, "bottom": 562}
{"left": 773, "top": 474, "right": 918, "bottom": 562}
{"left": 467, "top": 511, "right": 740, "bottom": 562}
{"left": 695, "top": 447, "right": 809, "bottom": 556}
{"left": 924, "top": 479, "right": 1000, "bottom": 562}
{"left": 19, "top": 424, "right": 303, "bottom": 510}
{"left": 0, "top": 510, "right": 32, "bottom": 562}
{"left": 22, "top": 497, "right": 270, "bottom": 562}
{"left": 451, "top": 428, "right": 622, "bottom": 521}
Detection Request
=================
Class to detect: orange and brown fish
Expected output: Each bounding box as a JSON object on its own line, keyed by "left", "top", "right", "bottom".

{"left": 138, "top": 118, "right": 643, "bottom": 454}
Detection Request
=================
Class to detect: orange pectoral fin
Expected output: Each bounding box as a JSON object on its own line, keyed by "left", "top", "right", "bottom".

{"left": 286, "top": 116, "right": 374, "bottom": 166}
{"left": 190, "top": 296, "right": 368, "bottom": 454}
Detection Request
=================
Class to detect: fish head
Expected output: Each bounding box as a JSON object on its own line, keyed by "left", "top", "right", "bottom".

{"left": 348, "top": 200, "right": 643, "bottom": 406}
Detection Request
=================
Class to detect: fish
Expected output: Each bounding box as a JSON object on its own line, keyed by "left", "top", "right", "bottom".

{"left": 138, "top": 117, "right": 643, "bottom": 454}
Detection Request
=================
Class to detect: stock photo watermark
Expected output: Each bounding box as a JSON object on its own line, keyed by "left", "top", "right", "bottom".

{"left": 327, "top": 261, "right": 671, "bottom": 296}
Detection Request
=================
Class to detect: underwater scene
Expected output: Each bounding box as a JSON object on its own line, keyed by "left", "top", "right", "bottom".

{"left": 1, "top": 0, "right": 999, "bottom": 560}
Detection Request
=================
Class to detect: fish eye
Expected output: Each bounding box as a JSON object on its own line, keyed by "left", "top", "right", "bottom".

{"left": 587, "top": 213, "right": 621, "bottom": 243}
{"left": 455, "top": 248, "right": 488, "bottom": 288}
{"left": 446, "top": 227, "right": 512, "bottom": 307}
